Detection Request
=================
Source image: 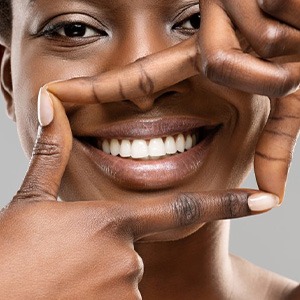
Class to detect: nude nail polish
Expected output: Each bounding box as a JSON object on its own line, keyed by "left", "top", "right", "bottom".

{"left": 38, "top": 87, "right": 54, "bottom": 127}
{"left": 248, "top": 193, "right": 280, "bottom": 212}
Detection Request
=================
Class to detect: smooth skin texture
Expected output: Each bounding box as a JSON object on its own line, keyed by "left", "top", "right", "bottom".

{"left": 48, "top": 0, "right": 300, "bottom": 201}
{"left": 0, "top": 0, "right": 299, "bottom": 299}
{"left": 0, "top": 90, "right": 269, "bottom": 299}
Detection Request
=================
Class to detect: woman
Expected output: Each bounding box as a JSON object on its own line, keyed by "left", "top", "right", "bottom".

{"left": 0, "top": 0, "right": 299, "bottom": 298}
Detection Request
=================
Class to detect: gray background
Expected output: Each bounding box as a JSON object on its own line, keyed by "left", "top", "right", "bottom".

{"left": 0, "top": 94, "right": 299, "bottom": 281}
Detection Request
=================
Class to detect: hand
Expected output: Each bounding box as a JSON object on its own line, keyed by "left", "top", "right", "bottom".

{"left": 0, "top": 88, "right": 277, "bottom": 298}
{"left": 46, "top": 0, "right": 300, "bottom": 202}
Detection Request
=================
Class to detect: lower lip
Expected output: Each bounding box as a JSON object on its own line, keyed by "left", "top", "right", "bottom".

{"left": 76, "top": 129, "right": 219, "bottom": 190}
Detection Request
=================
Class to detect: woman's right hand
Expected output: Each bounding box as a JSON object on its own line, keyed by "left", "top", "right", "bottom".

{"left": 46, "top": 0, "right": 300, "bottom": 204}
{"left": 0, "top": 88, "right": 276, "bottom": 299}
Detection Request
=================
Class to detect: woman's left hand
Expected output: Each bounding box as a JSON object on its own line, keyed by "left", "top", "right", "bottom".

{"left": 46, "top": 0, "right": 300, "bottom": 202}
{"left": 254, "top": 90, "right": 300, "bottom": 201}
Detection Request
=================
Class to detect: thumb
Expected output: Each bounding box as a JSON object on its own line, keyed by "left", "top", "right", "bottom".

{"left": 254, "top": 93, "right": 300, "bottom": 202}
{"left": 13, "top": 88, "right": 72, "bottom": 202}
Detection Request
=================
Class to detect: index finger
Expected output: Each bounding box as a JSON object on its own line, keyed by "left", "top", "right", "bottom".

{"left": 121, "top": 189, "right": 279, "bottom": 241}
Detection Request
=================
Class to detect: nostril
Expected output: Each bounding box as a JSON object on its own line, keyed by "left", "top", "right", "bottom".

{"left": 126, "top": 91, "right": 179, "bottom": 112}
{"left": 164, "top": 91, "right": 177, "bottom": 97}
{"left": 156, "top": 91, "right": 178, "bottom": 100}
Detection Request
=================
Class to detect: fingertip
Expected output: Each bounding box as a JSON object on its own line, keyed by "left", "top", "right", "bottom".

{"left": 36, "top": 86, "right": 73, "bottom": 158}
{"left": 248, "top": 192, "right": 280, "bottom": 212}
{"left": 38, "top": 87, "right": 54, "bottom": 127}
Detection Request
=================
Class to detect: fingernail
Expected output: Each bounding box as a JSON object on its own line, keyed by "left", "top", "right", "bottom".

{"left": 38, "top": 87, "right": 54, "bottom": 127}
{"left": 248, "top": 193, "right": 280, "bottom": 212}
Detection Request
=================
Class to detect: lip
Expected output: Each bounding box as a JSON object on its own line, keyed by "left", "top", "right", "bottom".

{"left": 74, "top": 117, "right": 222, "bottom": 190}
{"left": 75, "top": 116, "right": 221, "bottom": 140}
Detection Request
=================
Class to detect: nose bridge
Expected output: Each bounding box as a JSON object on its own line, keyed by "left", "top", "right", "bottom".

{"left": 114, "top": 11, "right": 171, "bottom": 67}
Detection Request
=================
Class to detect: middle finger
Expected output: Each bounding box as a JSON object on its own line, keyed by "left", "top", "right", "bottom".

{"left": 223, "top": 0, "right": 300, "bottom": 58}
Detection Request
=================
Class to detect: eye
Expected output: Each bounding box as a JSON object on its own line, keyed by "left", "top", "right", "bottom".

{"left": 180, "top": 13, "right": 201, "bottom": 30}
{"left": 173, "top": 13, "right": 201, "bottom": 35}
{"left": 41, "top": 22, "right": 108, "bottom": 39}
{"left": 57, "top": 23, "right": 96, "bottom": 38}
{"left": 175, "top": 13, "right": 201, "bottom": 30}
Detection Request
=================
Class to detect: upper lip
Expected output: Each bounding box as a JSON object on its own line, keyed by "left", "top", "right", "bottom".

{"left": 74, "top": 116, "right": 222, "bottom": 140}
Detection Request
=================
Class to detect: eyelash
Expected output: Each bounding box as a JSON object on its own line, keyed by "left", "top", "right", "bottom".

{"left": 38, "top": 11, "right": 201, "bottom": 41}
{"left": 40, "top": 21, "right": 108, "bottom": 39}
{"left": 172, "top": 13, "right": 201, "bottom": 34}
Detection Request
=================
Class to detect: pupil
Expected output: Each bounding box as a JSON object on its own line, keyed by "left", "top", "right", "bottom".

{"left": 64, "top": 24, "right": 86, "bottom": 37}
{"left": 190, "top": 14, "right": 201, "bottom": 29}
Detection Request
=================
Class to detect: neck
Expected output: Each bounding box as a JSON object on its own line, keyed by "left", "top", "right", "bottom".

{"left": 135, "top": 221, "right": 233, "bottom": 299}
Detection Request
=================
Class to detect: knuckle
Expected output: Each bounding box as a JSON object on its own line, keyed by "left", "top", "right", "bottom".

{"left": 121, "top": 251, "right": 144, "bottom": 282}
{"left": 33, "top": 140, "right": 61, "bottom": 158}
{"left": 122, "top": 284, "right": 142, "bottom": 300}
{"left": 90, "top": 211, "right": 120, "bottom": 236}
{"left": 138, "top": 64, "right": 155, "bottom": 97}
{"left": 173, "top": 193, "right": 201, "bottom": 226}
{"left": 12, "top": 186, "right": 39, "bottom": 203}
{"left": 258, "top": 0, "right": 285, "bottom": 14}
{"left": 5, "top": 199, "right": 47, "bottom": 227}
{"left": 256, "top": 24, "right": 285, "bottom": 58}
{"left": 221, "top": 192, "right": 249, "bottom": 219}
{"left": 269, "top": 65, "right": 299, "bottom": 97}
{"left": 12, "top": 181, "right": 55, "bottom": 203}
{"left": 202, "top": 50, "right": 235, "bottom": 84}
{"left": 88, "top": 203, "right": 131, "bottom": 238}
{"left": 188, "top": 39, "right": 201, "bottom": 73}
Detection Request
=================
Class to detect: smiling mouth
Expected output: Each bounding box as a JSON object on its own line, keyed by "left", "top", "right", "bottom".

{"left": 75, "top": 118, "right": 222, "bottom": 190}
{"left": 81, "top": 126, "right": 218, "bottom": 160}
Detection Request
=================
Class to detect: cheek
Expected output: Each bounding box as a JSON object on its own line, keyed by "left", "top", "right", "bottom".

{"left": 225, "top": 94, "right": 270, "bottom": 187}
{"left": 10, "top": 45, "right": 107, "bottom": 158}
{"left": 191, "top": 79, "right": 270, "bottom": 189}
{"left": 235, "top": 94, "right": 270, "bottom": 147}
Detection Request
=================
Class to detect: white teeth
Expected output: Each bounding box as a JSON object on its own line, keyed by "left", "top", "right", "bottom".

{"left": 176, "top": 134, "right": 185, "bottom": 153}
{"left": 149, "top": 138, "right": 166, "bottom": 157}
{"left": 185, "top": 134, "right": 193, "bottom": 150}
{"left": 120, "top": 140, "right": 131, "bottom": 158}
{"left": 131, "top": 140, "right": 148, "bottom": 159}
{"left": 165, "top": 136, "right": 177, "bottom": 154}
{"left": 101, "top": 132, "right": 198, "bottom": 159}
{"left": 102, "top": 139, "right": 110, "bottom": 154}
{"left": 110, "top": 139, "right": 120, "bottom": 156}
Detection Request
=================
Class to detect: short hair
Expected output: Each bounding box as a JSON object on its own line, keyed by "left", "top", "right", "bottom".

{"left": 0, "top": 0, "right": 12, "bottom": 45}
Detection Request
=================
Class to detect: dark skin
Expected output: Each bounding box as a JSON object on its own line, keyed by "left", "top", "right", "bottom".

{"left": 0, "top": 0, "right": 299, "bottom": 299}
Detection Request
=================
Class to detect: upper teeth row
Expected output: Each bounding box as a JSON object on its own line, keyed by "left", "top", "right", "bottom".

{"left": 100, "top": 134, "right": 197, "bottom": 159}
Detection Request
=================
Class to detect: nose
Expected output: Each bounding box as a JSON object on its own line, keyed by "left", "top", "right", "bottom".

{"left": 103, "top": 13, "right": 188, "bottom": 111}
{"left": 129, "top": 84, "right": 190, "bottom": 112}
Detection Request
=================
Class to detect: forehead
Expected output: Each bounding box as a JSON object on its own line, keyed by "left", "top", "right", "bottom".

{"left": 11, "top": 0, "right": 199, "bottom": 23}
{"left": 24, "top": 0, "right": 196, "bottom": 9}
{"left": 13, "top": 0, "right": 199, "bottom": 29}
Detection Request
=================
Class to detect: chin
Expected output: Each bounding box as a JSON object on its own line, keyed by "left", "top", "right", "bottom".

{"left": 136, "top": 223, "right": 205, "bottom": 243}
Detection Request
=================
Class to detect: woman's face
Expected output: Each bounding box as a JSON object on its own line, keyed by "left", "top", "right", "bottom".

{"left": 10, "top": 0, "right": 269, "bottom": 227}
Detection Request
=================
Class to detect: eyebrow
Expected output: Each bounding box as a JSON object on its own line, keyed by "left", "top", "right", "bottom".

{"left": 27, "top": 0, "right": 193, "bottom": 11}
{"left": 27, "top": 0, "right": 108, "bottom": 7}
